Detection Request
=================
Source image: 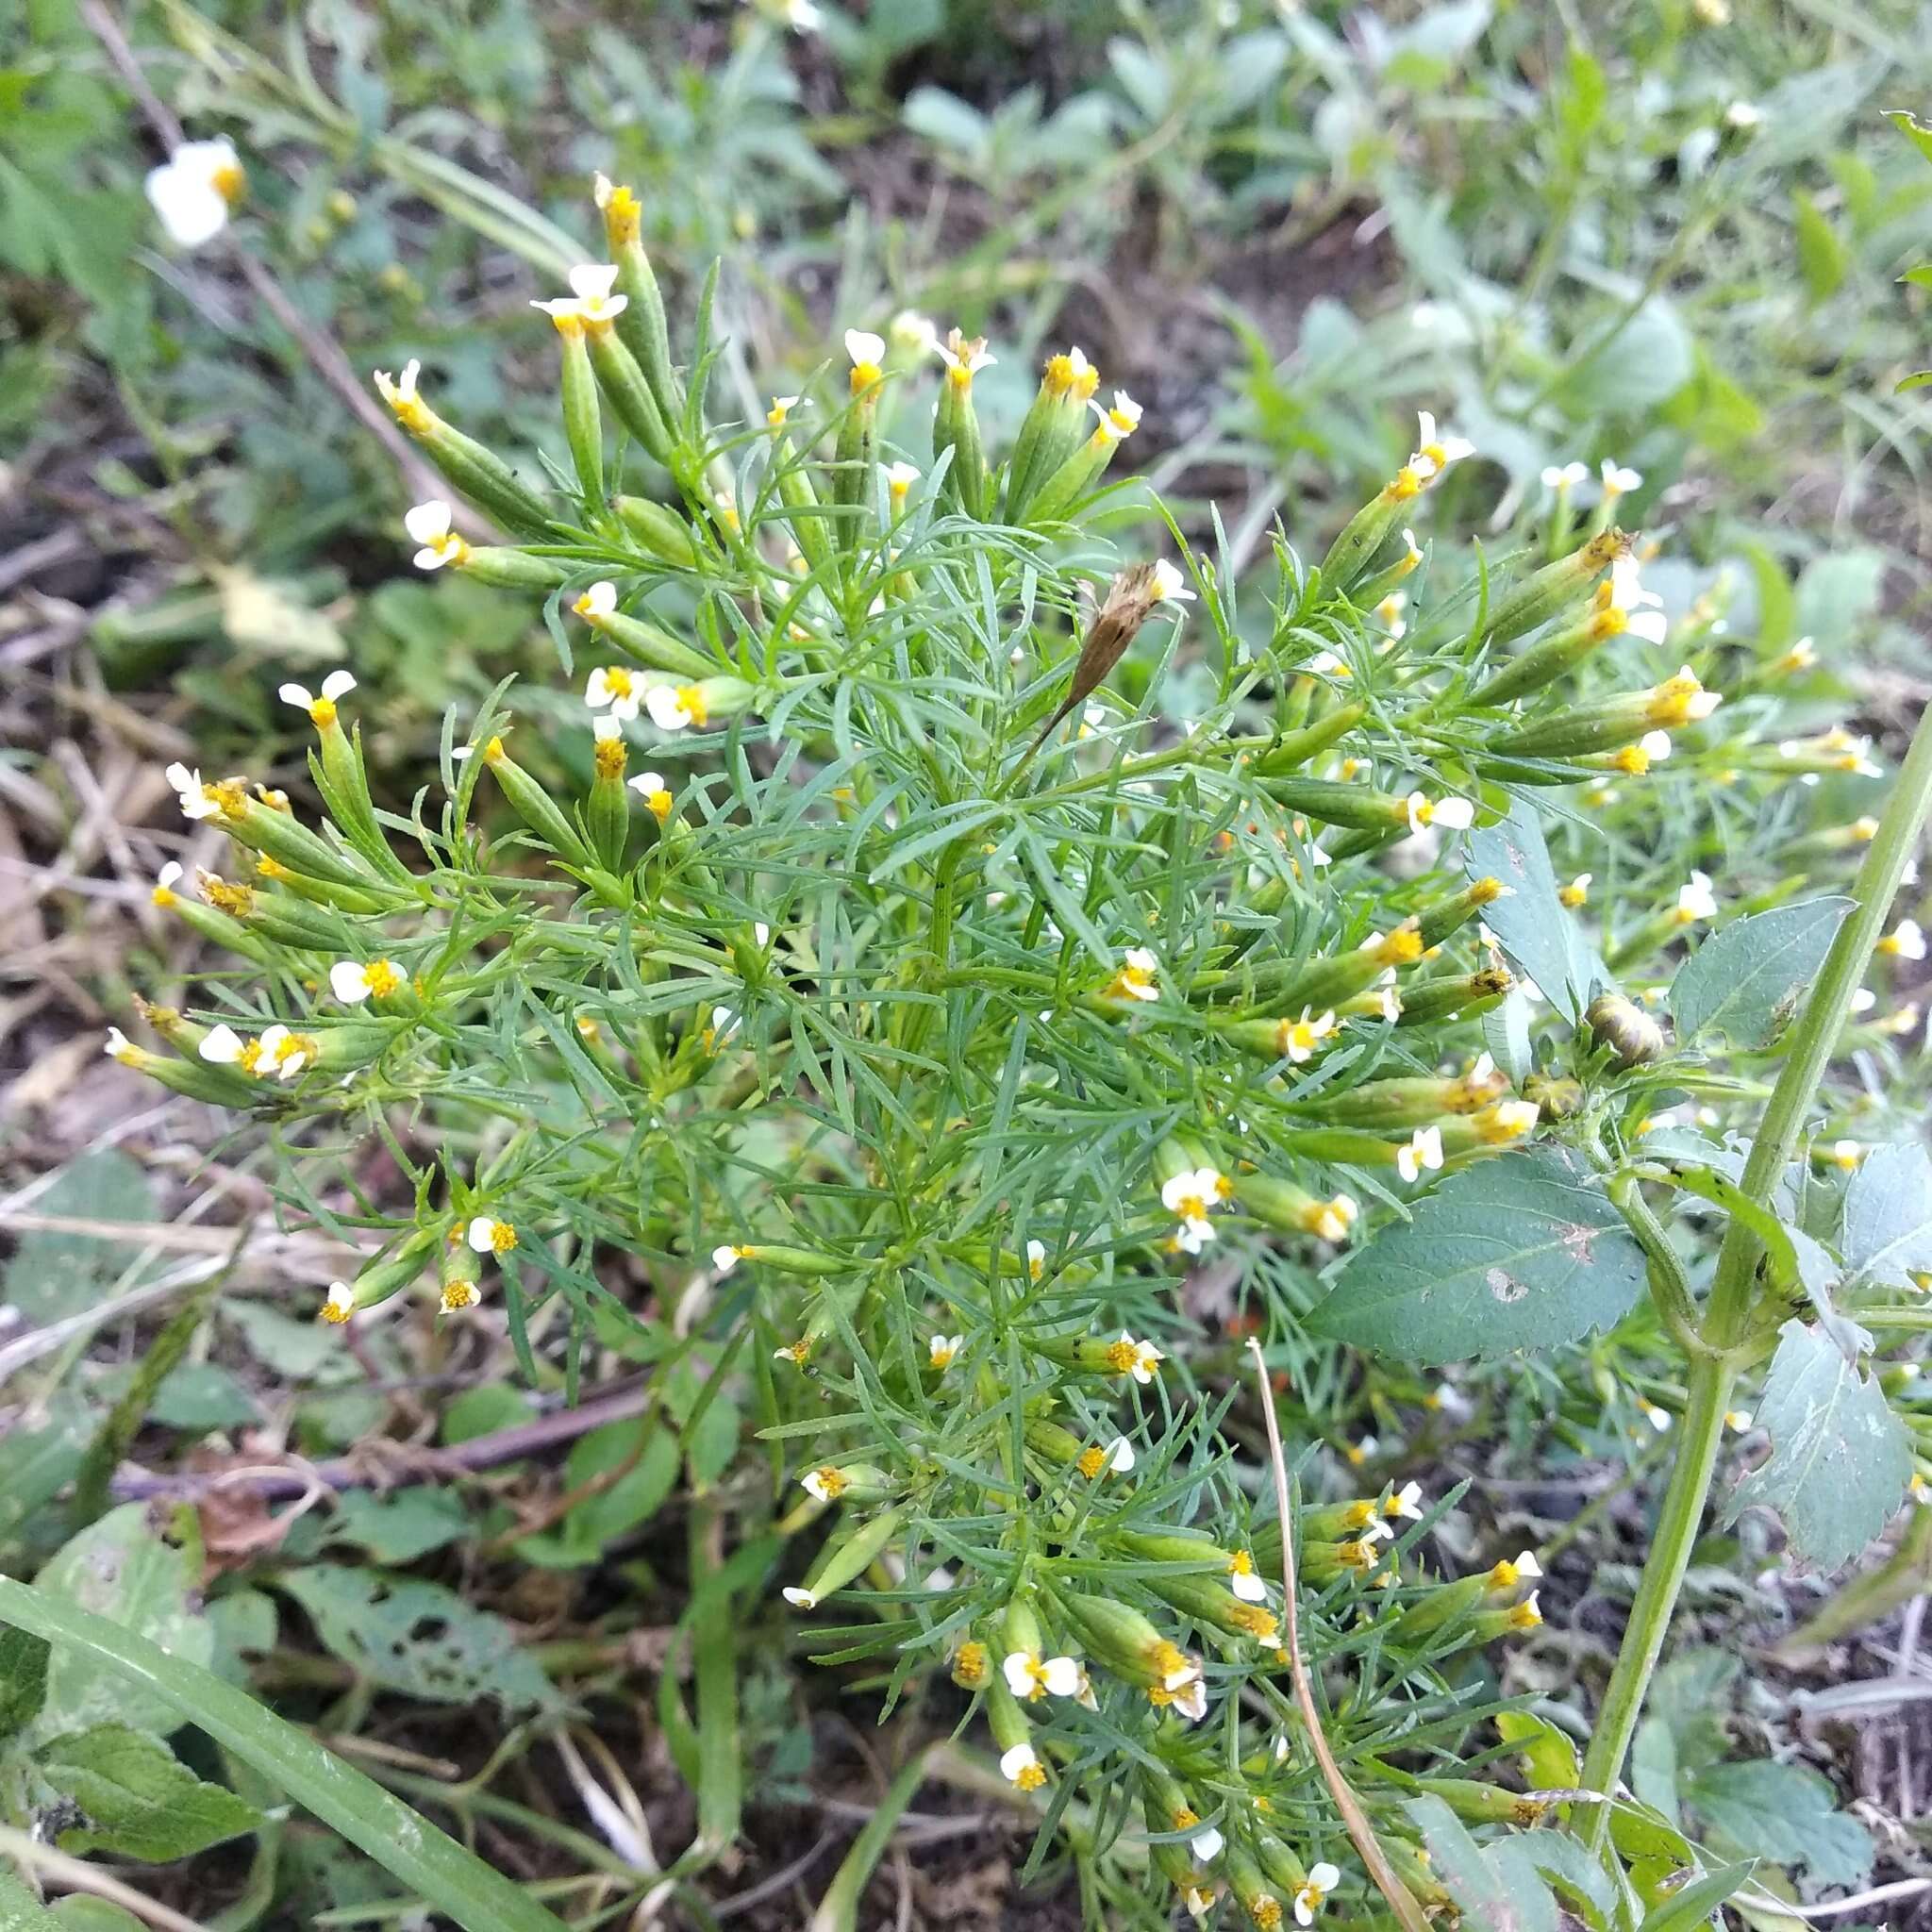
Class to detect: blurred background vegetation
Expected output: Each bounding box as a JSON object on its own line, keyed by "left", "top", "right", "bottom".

{"left": 2, "top": 1, "right": 1929, "bottom": 1925}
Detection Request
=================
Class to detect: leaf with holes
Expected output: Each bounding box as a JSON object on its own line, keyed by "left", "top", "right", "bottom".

{"left": 1669, "top": 898, "right": 1851, "bottom": 1050}
{"left": 37, "top": 1724, "right": 260, "bottom": 1862}
{"left": 1725, "top": 1320, "right": 1911, "bottom": 1570}
{"left": 1308, "top": 1147, "right": 1647, "bottom": 1361}
{"left": 277, "top": 1567, "right": 560, "bottom": 1716}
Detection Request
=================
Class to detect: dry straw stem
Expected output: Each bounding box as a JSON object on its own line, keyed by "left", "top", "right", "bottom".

{"left": 1247, "top": 1337, "right": 1431, "bottom": 1932}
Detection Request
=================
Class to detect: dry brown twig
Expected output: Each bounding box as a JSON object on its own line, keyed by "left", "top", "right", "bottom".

{"left": 1246, "top": 1337, "right": 1432, "bottom": 1932}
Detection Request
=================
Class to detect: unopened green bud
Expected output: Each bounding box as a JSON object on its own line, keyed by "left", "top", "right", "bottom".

{"left": 586, "top": 324, "right": 674, "bottom": 466}
{"left": 1481, "top": 527, "right": 1626, "bottom": 650}
{"left": 1587, "top": 991, "right": 1668, "bottom": 1066}
{"left": 475, "top": 737, "right": 593, "bottom": 868}
{"left": 613, "top": 495, "right": 698, "bottom": 567}
{"left": 782, "top": 1503, "right": 908, "bottom": 1611}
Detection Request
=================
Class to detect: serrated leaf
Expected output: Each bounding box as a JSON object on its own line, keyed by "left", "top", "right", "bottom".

{"left": 31, "top": 1504, "right": 211, "bottom": 1740}
{"left": 1465, "top": 800, "right": 1605, "bottom": 1024}
{"left": 278, "top": 1567, "right": 560, "bottom": 1715}
{"left": 1685, "top": 1759, "right": 1872, "bottom": 1888}
{"left": 1668, "top": 899, "right": 1851, "bottom": 1050}
{"left": 1309, "top": 1148, "right": 1646, "bottom": 1362}
{"left": 1840, "top": 1141, "right": 1932, "bottom": 1288}
{"left": 1725, "top": 1321, "right": 1910, "bottom": 1569}
{"left": 38, "top": 1723, "right": 260, "bottom": 1862}
{"left": 0, "top": 1626, "right": 49, "bottom": 1740}
{"left": 1407, "top": 1795, "right": 1558, "bottom": 1932}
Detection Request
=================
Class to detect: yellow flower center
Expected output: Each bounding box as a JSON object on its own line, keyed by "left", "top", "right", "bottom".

{"left": 1612, "top": 743, "right": 1650, "bottom": 774}
{"left": 1230, "top": 1603, "right": 1277, "bottom": 1639}
{"left": 1229, "top": 1549, "right": 1256, "bottom": 1576}
{"left": 678, "top": 685, "right": 708, "bottom": 726}
{"left": 441, "top": 1280, "right": 479, "bottom": 1312}
{"left": 206, "top": 779, "right": 249, "bottom": 818}
{"left": 594, "top": 737, "right": 627, "bottom": 779}
{"left": 1370, "top": 925, "right": 1424, "bottom": 966}
{"left": 641, "top": 786, "right": 672, "bottom": 821}
{"left": 603, "top": 183, "right": 641, "bottom": 246}
{"left": 1508, "top": 1600, "right": 1541, "bottom": 1629}
{"left": 1076, "top": 1446, "right": 1107, "bottom": 1479}
{"left": 256, "top": 855, "right": 291, "bottom": 879}
{"left": 211, "top": 160, "right": 246, "bottom": 205}
{"left": 1384, "top": 465, "right": 1425, "bottom": 502}
{"left": 272, "top": 1032, "right": 317, "bottom": 1069}
{"left": 320, "top": 1293, "right": 353, "bottom": 1325}
{"left": 812, "top": 1466, "right": 848, "bottom": 1500}
{"left": 152, "top": 882, "right": 176, "bottom": 908}
{"left": 783, "top": 1338, "right": 812, "bottom": 1366}
{"left": 1106, "top": 1339, "right": 1140, "bottom": 1374}
{"left": 482, "top": 736, "right": 508, "bottom": 765}
{"left": 1488, "top": 1559, "right": 1520, "bottom": 1590}
{"left": 202, "top": 876, "right": 256, "bottom": 917}
{"left": 1015, "top": 1761, "right": 1047, "bottom": 1791}
{"left": 237, "top": 1040, "right": 264, "bottom": 1074}
{"left": 1252, "top": 1897, "right": 1284, "bottom": 1929}
{"left": 850, "top": 359, "right": 882, "bottom": 393}
{"left": 488, "top": 1221, "right": 518, "bottom": 1253}
{"left": 365, "top": 960, "right": 403, "bottom": 999}
{"left": 953, "top": 1641, "right": 987, "bottom": 1685}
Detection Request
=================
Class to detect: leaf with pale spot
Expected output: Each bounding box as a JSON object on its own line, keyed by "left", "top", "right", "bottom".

{"left": 1669, "top": 898, "right": 1851, "bottom": 1049}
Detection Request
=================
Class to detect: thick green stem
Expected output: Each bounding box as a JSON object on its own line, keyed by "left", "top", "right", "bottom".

{"left": 1578, "top": 697, "right": 1932, "bottom": 1835}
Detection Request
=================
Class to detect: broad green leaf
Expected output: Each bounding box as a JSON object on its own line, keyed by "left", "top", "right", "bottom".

{"left": 0, "top": 1575, "right": 569, "bottom": 1932}
{"left": 1725, "top": 1320, "right": 1911, "bottom": 1569}
{"left": 32, "top": 1504, "right": 212, "bottom": 1740}
{"left": 327, "top": 1489, "right": 470, "bottom": 1564}
{"left": 1792, "top": 190, "right": 1850, "bottom": 302}
{"left": 1794, "top": 549, "right": 1884, "bottom": 649}
{"left": 1309, "top": 1148, "right": 1647, "bottom": 1362}
{"left": 1840, "top": 1141, "right": 1932, "bottom": 1288}
{"left": 50, "top": 1902, "right": 148, "bottom": 1931}
{"left": 1507, "top": 1831, "right": 1614, "bottom": 1932}
{"left": 1669, "top": 899, "right": 1851, "bottom": 1049}
{"left": 1497, "top": 1710, "right": 1579, "bottom": 1791}
{"left": 1, "top": 1152, "right": 155, "bottom": 1324}
{"left": 0, "top": 1627, "right": 49, "bottom": 1741}
{"left": 1887, "top": 107, "right": 1932, "bottom": 166}
{"left": 1465, "top": 800, "right": 1605, "bottom": 1024}
{"left": 1407, "top": 1795, "right": 1558, "bottom": 1932}
{"left": 0, "top": 1872, "right": 63, "bottom": 1931}
{"left": 278, "top": 1567, "right": 560, "bottom": 1715}
{"left": 147, "top": 1361, "right": 260, "bottom": 1432}
{"left": 1561, "top": 300, "right": 1694, "bottom": 413}
{"left": 37, "top": 1724, "right": 260, "bottom": 1861}
{"left": 513, "top": 1419, "right": 680, "bottom": 1567}
{"left": 0, "top": 1393, "right": 92, "bottom": 1569}
{"left": 1637, "top": 1862, "right": 1753, "bottom": 1932}
{"left": 1685, "top": 1759, "right": 1872, "bottom": 1888}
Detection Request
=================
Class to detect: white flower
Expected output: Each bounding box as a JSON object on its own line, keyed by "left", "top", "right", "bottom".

{"left": 1168, "top": 1675, "right": 1208, "bottom": 1722}
{"left": 468, "top": 1215, "right": 515, "bottom": 1254}
{"left": 1541, "top": 461, "right": 1589, "bottom": 491}
{"left": 1677, "top": 871, "right": 1718, "bottom": 923}
{"left": 1115, "top": 1331, "right": 1165, "bottom": 1384}
{"left": 586, "top": 665, "right": 643, "bottom": 721}
{"left": 1161, "top": 1166, "right": 1225, "bottom": 1253}
{"left": 145, "top": 137, "right": 244, "bottom": 249}
{"left": 1149, "top": 559, "right": 1196, "bottom": 605}
{"left": 278, "top": 670, "right": 358, "bottom": 726}
{"left": 1883, "top": 919, "right": 1927, "bottom": 961}
{"left": 531, "top": 263, "right": 629, "bottom": 326}
{"left": 1003, "top": 1651, "right": 1083, "bottom": 1701}
{"left": 1397, "top": 1126, "right": 1444, "bottom": 1184}
{"left": 889, "top": 309, "right": 938, "bottom": 356}
{"left": 712, "top": 1245, "right": 744, "bottom": 1274}
{"left": 781, "top": 1586, "right": 816, "bottom": 1608}
{"left": 845, "top": 328, "right": 886, "bottom": 374}
{"left": 1190, "top": 1825, "right": 1224, "bottom": 1862}
{"left": 884, "top": 460, "right": 922, "bottom": 506}
{"left": 1228, "top": 1553, "right": 1268, "bottom": 1603}
{"left": 404, "top": 500, "right": 465, "bottom": 570}
{"left": 928, "top": 1333, "right": 963, "bottom": 1371}
{"left": 779, "top": 0, "right": 824, "bottom": 30}
{"left": 1405, "top": 791, "right": 1475, "bottom": 835}
{"left": 1600, "top": 459, "right": 1642, "bottom": 496}
{"left": 1724, "top": 100, "right": 1763, "bottom": 130}
{"left": 645, "top": 683, "right": 700, "bottom": 731}
{"left": 103, "top": 1026, "right": 135, "bottom": 1061}
{"left": 999, "top": 1742, "right": 1044, "bottom": 1789}
{"left": 1109, "top": 946, "right": 1159, "bottom": 1003}
{"left": 198, "top": 1023, "right": 249, "bottom": 1067}
{"left": 256, "top": 1023, "right": 310, "bottom": 1081}
{"left": 1639, "top": 729, "right": 1674, "bottom": 761}
{"left": 1025, "top": 1238, "right": 1047, "bottom": 1280}
{"left": 708, "top": 1005, "right": 741, "bottom": 1045}
{"left": 575, "top": 581, "right": 619, "bottom": 625}
{"left": 629, "top": 770, "right": 674, "bottom": 819}
{"left": 802, "top": 1468, "right": 845, "bottom": 1502}
{"left": 937, "top": 335, "right": 996, "bottom": 375}
{"left": 329, "top": 958, "right": 402, "bottom": 1005}
{"left": 1095, "top": 1436, "right": 1135, "bottom": 1475}
{"left": 164, "top": 763, "right": 219, "bottom": 821}
{"left": 1415, "top": 409, "right": 1474, "bottom": 475}
{"left": 1091, "top": 390, "right": 1142, "bottom": 442}
{"left": 1294, "top": 1861, "right": 1341, "bottom": 1925}
{"left": 1386, "top": 1481, "right": 1424, "bottom": 1521}
{"left": 1307, "top": 650, "right": 1346, "bottom": 677}
{"left": 322, "top": 1280, "right": 356, "bottom": 1324}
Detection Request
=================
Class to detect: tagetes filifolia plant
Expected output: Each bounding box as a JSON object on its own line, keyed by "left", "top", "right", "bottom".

{"left": 106, "top": 172, "right": 1932, "bottom": 1927}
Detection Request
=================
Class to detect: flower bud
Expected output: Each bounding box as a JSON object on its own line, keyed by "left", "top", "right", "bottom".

{"left": 781, "top": 1502, "right": 908, "bottom": 1611}
{"left": 585, "top": 325, "right": 675, "bottom": 466}
{"left": 613, "top": 496, "right": 699, "bottom": 567}
{"left": 1586, "top": 991, "right": 1668, "bottom": 1067}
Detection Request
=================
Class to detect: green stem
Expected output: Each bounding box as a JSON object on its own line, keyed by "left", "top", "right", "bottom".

{"left": 1577, "top": 697, "right": 1932, "bottom": 1833}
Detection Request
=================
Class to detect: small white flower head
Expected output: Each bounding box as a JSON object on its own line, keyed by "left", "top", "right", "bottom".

{"left": 1397, "top": 1125, "right": 1445, "bottom": 1184}
{"left": 1307, "top": 649, "right": 1347, "bottom": 677}
{"left": 1113, "top": 1330, "right": 1166, "bottom": 1384}
{"left": 1541, "top": 460, "right": 1589, "bottom": 491}
{"left": 1374, "top": 591, "right": 1407, "bottom": 641}
{"left": 1639, "top": 729, "right": 1674, "bottom": 762}
{"left": 999, "top": 1742, "right": 1046, "bottom": 1790}
{"left": 103, "top": 1026, "right": 136, "bottom": 1063}
{"left": 278, "top": 669, "right": 358, "bottom": 729}
{"left": 145, "top": 137, "right": 244, "bottom": 249}
{"left": 779, "top": 0, "right": 824, "bottom": 30}
{"left": 1295, "top": 1860, "right": 1341, "bottom": 1924}
{"left": 645, "top": 682, "right": 701, "bottom": 732}
{"left": 1161, "top": 1166, "right": 1226, "bottom": 1254}
{"left": 928, "top": 1332, "right": 963, "bottom": 1371}
{"left": 884, "top": 460, "right": 922, "bottom": 506}
{"left": 629, "top": 770, "right": 674, "bottom": 820}
{"left": 198, "top": 1023, "right": 249, "bottom": 1068}
{"left": 1405, "top": 791, "right": 1475, "bottom": 835}
{"left": 781, "top": 1586, "right": 816, "bottom": 1609}
{"left": 405, "top": 500, "right": 468, "bottom": 570}
{"left": 1881, "top": 919, "right": 1927, "bottom": 961}
{"left": 708, "top": 1004, "right": 741, "bottom": 1046}
{"left": 1025, "top": 1238, "right": 1047, "bottom": 1281}
{"left": 1414, "top": 409, "right": 1474, "bottom": 476}
{"left": 321, "top": 1279, "right": 357, "bottom": 1325}
{"left": 150, "top": 860, "right": 184, "bottom": 908}
{"left": 531, "top": 262, "right": 628, "bottom": 327}
{"left": 1558, "top": 872, "right": 1592, "bottom": 908}
{"left": 888, "top": 309, "right": 938, "bottom": 356}
{"left": 256, "top": 1023, "right": 310, "bottom": 1081}
{"left": 1676, "top": 871, "right": 1719, "bottom": 924}
{"left": 1168, "top": 1674, "right": 1208, "bottom": 1722}
{"left": 468, "top": 1214, "right": 518, "bottom": 1255}
{"left": 1191, "top": 1825, "right": 1225, "bottom": 1863}
{"left": 1724, "top": 99, "right": 1763, "bottom": 130}
{"left": 1724, "top": 1408, "right": 1755, "bottom": 1433}
{"left": 1150, "top": 558, "right": 1196, "bottom": 605}
{"left": 1228, "top": 1550, "right": 1268, "bottom": 1602}
{"left": 1386, "top": 1480, "right": 1425, "bottom": 1522}
{"left": 937, "top": 334, "right": 996, "bottom": 375}
{"left": 712, "top": 1243, "right": 744, "bottom": 1274}
{"left": 1094, "top": 1435, "right": 1135, "bottom": 1475}
{"left": 1004, "top": 1650, "right": 1083, "bottom": 1701}
{"left": 1109, "top": 946, "right": 1160, "bottom": 1003}
{"left": 329, "top": 958, "right": 403, "bottom": 1005}
{"left": 766, "top": 393, "right": 805, "bottom": 430}
{"left": 575, "top": 580, "right": 619, "bottom": 625}
{"left": 1600, "top": 458, "right": 1642, "bottom": 496}
{"left": 1091, "top": 390, "right": 1143, "bottom": 442}
{"left": 586, "top": 664, "right": 643, "bottom": 721}
{"left": 802, "top": 1467, "right": 846, "bottom": 1502}
{"left": 845, "top": 328, "right": 887, "bottom": 380}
